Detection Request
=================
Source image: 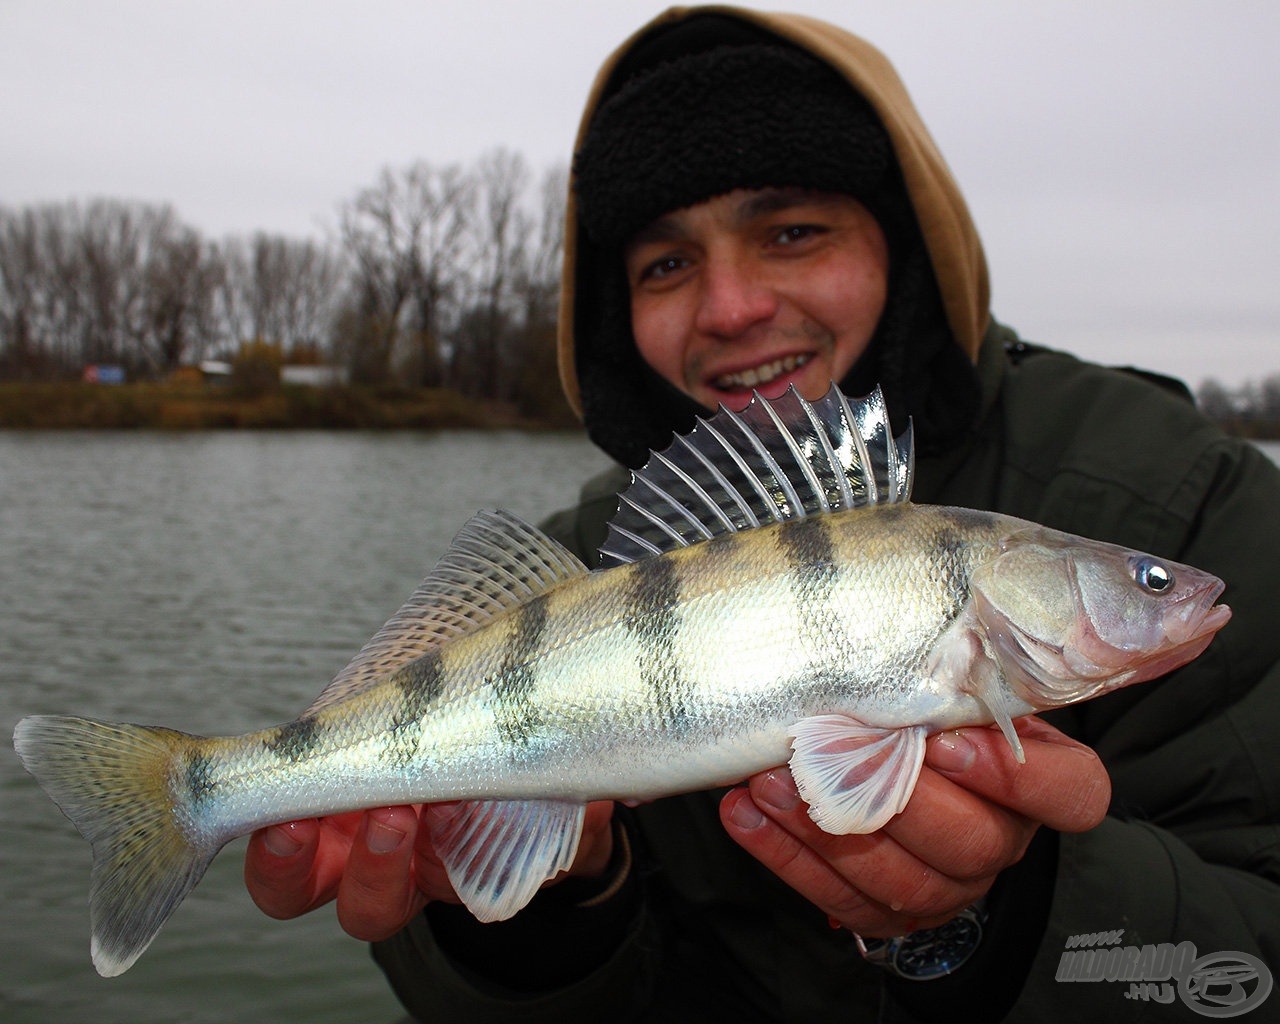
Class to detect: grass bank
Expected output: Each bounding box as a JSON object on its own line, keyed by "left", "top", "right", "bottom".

{"left": 0, "top": 382, "right": 576, "bottom": 431}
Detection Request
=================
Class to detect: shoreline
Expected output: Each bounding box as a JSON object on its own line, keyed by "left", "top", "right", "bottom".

{"left": 1, "top": 381, "right": 1276, "bottom": 440}
{"left": 0, "top": 382, "right": 579, "bottom": 432}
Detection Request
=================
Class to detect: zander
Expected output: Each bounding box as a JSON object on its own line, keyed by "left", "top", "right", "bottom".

{"left": 12, "top": 386, "right": 1231, "bottom": 977}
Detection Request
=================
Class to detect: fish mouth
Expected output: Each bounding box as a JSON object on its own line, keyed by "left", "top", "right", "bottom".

{"left": 1129, "top": 582, "right": 1231, "bottom": 684}
{"left": 1162, "top": 577, "right": 1230, "bottom": 645}
{"left": 711, "top": 353, "right": 812, "bottom": 396}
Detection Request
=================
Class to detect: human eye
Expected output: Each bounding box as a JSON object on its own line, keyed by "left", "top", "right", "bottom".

{"left": 647, "top": 255, "right": 687, "bottom": 278}
{"left": 769, "top": 223, "right": 826, "bottom": 247}
{"left": 630, "top": 252, "right": 690, "bottom": 287}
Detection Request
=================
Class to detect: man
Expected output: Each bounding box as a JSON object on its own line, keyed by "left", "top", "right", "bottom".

{"left": 245, "top": 8, "right": 1280, "bottom": 1021}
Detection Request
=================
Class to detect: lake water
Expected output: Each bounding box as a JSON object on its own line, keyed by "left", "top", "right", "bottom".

{"left": 2, "top": 432, "right": 1278, "bottom": 1023}
{"left": 0, "top": 430, "right": 609, "bottom": 1024}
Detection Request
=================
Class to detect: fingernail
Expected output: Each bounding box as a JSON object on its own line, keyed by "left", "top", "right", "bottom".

{"left": 727, "top": 792, "right": 765, "bottom": 830}
{"left": 264, "top": 823, "right": 304, "bottom": 859}
{"left": 929, "top": 731, "right": 976, "bottom": 774}
{"left": 366, "top": 814, "right": 407, "bottom": 855}
{"left": 757, "top": 769, "right": 799, "bottom": 812}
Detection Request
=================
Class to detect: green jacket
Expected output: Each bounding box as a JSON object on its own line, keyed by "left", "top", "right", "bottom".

{"left": 373, "top": 326, "right": 1280, "bottom": 1021}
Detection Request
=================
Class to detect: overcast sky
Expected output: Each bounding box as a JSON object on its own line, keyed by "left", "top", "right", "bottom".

{"left": 2, "top": 1, "right": 1277, "bottom": 388}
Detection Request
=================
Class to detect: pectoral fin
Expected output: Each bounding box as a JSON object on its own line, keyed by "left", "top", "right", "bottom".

{"left": 787, "top": 715, "right": 928, "bottom": 834}
{"left": 926, "top": 607, "right": 1027, "bottom": 764}
{"left": 427, "top": 798, "right": 585, "bottom": 922}
{"left": 952, "top": 645, "right": 1026, "bottom": 763}
{"left": 967, "top": 670, "right": 1026, "bottom": 763}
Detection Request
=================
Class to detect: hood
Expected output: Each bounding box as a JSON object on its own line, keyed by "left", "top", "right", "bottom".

{"left": 560, "top": 5, "right": 991, "bottom": 466}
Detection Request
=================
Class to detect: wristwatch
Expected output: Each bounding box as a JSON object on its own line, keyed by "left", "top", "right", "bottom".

{"left": 854, "top": 901, "right": 988, "bottom": 981}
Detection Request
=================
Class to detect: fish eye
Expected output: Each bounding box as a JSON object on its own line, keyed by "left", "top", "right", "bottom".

{"left": 1133, "top": 557, "right": 1174, "bottom": 594}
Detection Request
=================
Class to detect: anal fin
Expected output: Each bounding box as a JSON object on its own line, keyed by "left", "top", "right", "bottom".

{"left": 788, "top": 715, "right": 927, "bottom": 834}
{"left": 428, "top": 798, "right": 586, "bottom": 922}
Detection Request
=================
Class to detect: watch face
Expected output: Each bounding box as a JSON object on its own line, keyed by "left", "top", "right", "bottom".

{"left": 893, "top": 915, "right": 983, "bottom": 980}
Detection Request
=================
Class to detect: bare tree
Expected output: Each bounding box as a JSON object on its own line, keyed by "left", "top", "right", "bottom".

{"left": 216, "top": 233, "right": 343, "bottom": 358}
{"left": 0, "top": 200, "right": 225, "bottom": 377}
{"left": 337, "top": 161, "right": 472, "bottom": 385}
{"left": 1196, "top": 378, "right": 1236, "bottom": 422}
{"left": 501, "top": 163, "right": 569, "bottom": 418}
{"left": 0, "top": 207, "right": 47, "bottom": 376}
{"left": 523, "top": 163, "right": 567, "bottom": 328}
{"left": 139, "top": 226, "right": 223, "bottom": 372}
{"left": 75, "top": 201, "right": 144, "bottom": 367}
{"left": 1261, "top": 376, "right": 1280, "bottom": 423}
{"left": 454, "top": 148, "right": 532, "bottom": 399}
{"left": 287, "top": 239, "right": 345, "bottom": 359}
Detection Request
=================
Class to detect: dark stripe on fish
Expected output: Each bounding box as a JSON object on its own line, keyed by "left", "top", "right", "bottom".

{"left": 777, "top": 517, "right": 842, "bottom": 659}
{"left": 382, "top": 650, "right": 446, "bottom": 768}
{"left": 777, "top": 516, "right": 837, "bottom": 572}
{"left": 264, "top": 715, "right": 323, "bottom": 762}
{"left": 183, "top": 751, "right": 217, "bottom": 806}
{"left": 626, "top": 554, "right": 690, "bottom": 731}
{"left": 390, "top": 650, "right": 446, "bottom": 739}
{"left": 925, "top": 508, "right": 997, "bottom": 620}
{"left": 930, "top": 523, "right": 972, "bottom": 617}
{"left": 492, "top": 595, "right": 548, "bottom": 745}
{"left": 376, "top": 651, "right": 447, "bottom": 768}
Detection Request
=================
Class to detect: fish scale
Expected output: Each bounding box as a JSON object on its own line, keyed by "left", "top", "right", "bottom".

{"left": 12, "top": 385, "right": 1231, "bottom": 978}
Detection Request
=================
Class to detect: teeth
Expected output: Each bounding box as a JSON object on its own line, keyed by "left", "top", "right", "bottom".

{"left": 715, "top": 354, "right": 809, "bottom": 390}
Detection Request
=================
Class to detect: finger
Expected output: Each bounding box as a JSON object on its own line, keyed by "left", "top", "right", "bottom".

{"left": 413, "top": 804, "right": 462, "bottom": 902}
{"left": 735, "top": 769, "right": 991, "bottom": 925}
{"left": 245, "top": 819, "right": 323, "bottom": 919}
{"left": 317, "top": 810, "right": 366, "bottom": 841}
{"left": 924, "top": 718, "right": 1111, "bottom": 832}
{"left": 881, "top": 766, "right": 1036, "bottom": 881}
{"left": 335, "top": 806, "right": 427, "bottom": 941}
{"left": 720, "top": 784, "right": 876, "bottom": 919}
{"left": 567, "top": 801, "right": 616, "bottom": 879}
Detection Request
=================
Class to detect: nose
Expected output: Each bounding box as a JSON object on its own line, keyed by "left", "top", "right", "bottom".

{"left": 693, "top": 254, "right": 778, "bottom": 338}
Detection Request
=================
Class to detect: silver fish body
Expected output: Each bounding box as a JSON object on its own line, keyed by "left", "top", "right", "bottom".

{"left": 12, "top": 386, "right": 1231, "bottom": 977}
{"left": 182, "top": 506, "right": 1007, "bottom": 824}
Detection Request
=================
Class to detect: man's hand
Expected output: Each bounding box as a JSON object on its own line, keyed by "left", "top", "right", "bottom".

{"left": 719, "top": 716, "right": 1109, "bottom": 936}
{"left": 244, "top": 800, "right": 616, "bottom": 941}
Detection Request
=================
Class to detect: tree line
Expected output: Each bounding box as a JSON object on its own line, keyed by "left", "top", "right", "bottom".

{"left": 0, "top": 148, "right": 569, "bottom": 418}
{"left": 6, "top": 159, "right": 1274, "bottom": 435}
{"left": 1196, "top": 377, "right": 1280, "bottom": 438}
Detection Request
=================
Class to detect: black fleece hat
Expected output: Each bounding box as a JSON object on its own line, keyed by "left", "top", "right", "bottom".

{"left": 575, "top": 44, "right": 894, "bottom": 251}
{"left": 570, "top": 20, "right": 979, "bottom": 469}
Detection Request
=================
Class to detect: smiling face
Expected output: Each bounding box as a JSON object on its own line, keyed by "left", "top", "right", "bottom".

{"left": 623, "top": 188, "right": 889, "bottom": 412}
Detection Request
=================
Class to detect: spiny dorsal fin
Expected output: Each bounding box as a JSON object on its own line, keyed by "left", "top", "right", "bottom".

{"left": 305, "top": 510, "right": 588, "bottom": 714}
{"left": 600, "top": 385, "right": 913, "bottom": 567}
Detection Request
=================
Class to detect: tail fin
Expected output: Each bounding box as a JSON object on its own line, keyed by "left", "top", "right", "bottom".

{"left": 13, "top": 714, "right": 222, "bottom": 976}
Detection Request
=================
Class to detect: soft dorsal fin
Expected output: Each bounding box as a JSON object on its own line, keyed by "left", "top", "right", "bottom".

{"left": 305, "top": 510, "right": 588, "bottom": 714}
{"left": 600, "top": 385, "right": 913, "bottom": 567}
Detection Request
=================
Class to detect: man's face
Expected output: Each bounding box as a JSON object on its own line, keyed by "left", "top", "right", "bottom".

{"left": 623, "top": 187, "right": 889, "bottom": 412}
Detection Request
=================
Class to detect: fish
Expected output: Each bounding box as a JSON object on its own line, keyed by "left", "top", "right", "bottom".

{"left": 12, "top": 385, "right": 1231, "bottom": 977}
